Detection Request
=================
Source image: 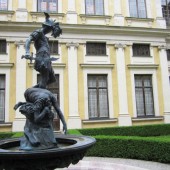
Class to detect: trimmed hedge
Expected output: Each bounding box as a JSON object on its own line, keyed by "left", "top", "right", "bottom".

{"left": 78, "top": 124, "right": 170, "bottom": 137}
{"left": 0, "top": 132, "right": 23, "bottom": 140}
{"left": 86, "top": 135, "right": 170, "bottom": 163}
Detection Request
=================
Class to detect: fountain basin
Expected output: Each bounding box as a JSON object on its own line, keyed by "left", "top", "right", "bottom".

{"left": 0, "top": 134, "right": 96, "bottom": 170}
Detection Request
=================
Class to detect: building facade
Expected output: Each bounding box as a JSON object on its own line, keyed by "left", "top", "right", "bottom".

{"left": 0, "top": 0, "right": 170, "bottom": 132}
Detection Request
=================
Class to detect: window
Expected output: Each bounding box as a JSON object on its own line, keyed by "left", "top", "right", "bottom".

{"left": 88, "top": 75, "right": 109, "bottom": 119}
{"left": 0, "top": 40, "right": 6, "bottom": 54}
{"left": 37, "top": 0, "right": 58, "bottom": 12}
{"left": 129, "top": 0, "right": 147, "bottom": 18}
{"left": 167, "top": 49, "right": 170, "bottom": 61}
{"left": 161, "top": 0, "right": 170, "bottom": 25}
{"left": 132, "top": 44, "right": 150, "bottom": 56}
{"left": 0, "top": 0, "right": 8, "bottom": 10}
{"left": 135, "top": 75, "right": 155, "bottom": 117}
{"left": 49, "top": 41, "right": 58, "bottom": 54}
{"left": 85, "top": 0, "right": 104, "bottom": 15}
{"left": 0, "top": 75, "right": 5, "bottom": 122}
{"left": 86, "top": 42, "right": 106, "bottom": 56}
{"left": 37, "top": 74, "right": 60, "bottom": 130}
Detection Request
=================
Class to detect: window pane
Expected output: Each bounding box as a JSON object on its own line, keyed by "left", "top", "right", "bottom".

{"left": 133, "top": 44, "right": 150, "bottom": 56}
{"left": 135, "top": 88, "right": 145, "bottom": 116}
{"left": 38, "top": 0, "right": 58, "bottom": 12}
{"left": 144, "top": 88, "right": 154, "bottom": 116}
{"left": 129, "top": 0, "right": 138, "bottom": 17}
{"left": 86, "top": 42, "right": 106, "bottom": 55}
{"left": 98, "top": 76, "right": 107, "bottom": 87}
{"left": 88, "top": 89, "right": 98, "bottom": 118}
{"left": 138, "top": 0, "right": 147, "bottom": 18}
{"left": 0, "top": 75, "right": 5, "bottom": 122}
{"left": 49, "top": 41, "right": 58, "bottom": 54}
{"left": 99, "top": 89, "right": 109, "bottom": 117}
{"left": 0, "top": 75, "right": 5, "bottom": 88}
{"left": 144, "top": 77, "right": 152, "bottom": 87}
{"left": 0, "top": 40, "right": 6, "bottom": 53}
{"left": 95, "top": 0, "right": 104, "bottom": 15}
{"left": 85, "top": 0, "right": 94, "bottom": 14}
{"left": 0, "top": 0, "right": 7, "bottom": 10}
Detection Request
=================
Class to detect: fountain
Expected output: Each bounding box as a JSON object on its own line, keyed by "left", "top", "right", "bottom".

{"left": 0, "top": 12, "right": 95, "bottom": 170}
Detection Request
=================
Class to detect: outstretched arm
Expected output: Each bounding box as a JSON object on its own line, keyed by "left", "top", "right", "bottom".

{"left": 52, "top": 96, "right": 67, "bottom": 134}
{"left": 25, "top": 36, "right": 33, "bottom": 56}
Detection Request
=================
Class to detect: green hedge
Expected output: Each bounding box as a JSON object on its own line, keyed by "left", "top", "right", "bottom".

{"left": 86, "top": 135, "right": 170, "bottom": 163}
{"left": 78, "top": 124, "right": 170, "bottom": 137}
{"left": 0, "top": 132, "right": 23, "bottom": 140}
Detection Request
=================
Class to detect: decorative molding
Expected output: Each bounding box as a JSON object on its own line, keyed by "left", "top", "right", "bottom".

{"left": 66, "top": 42, "right": 79, "bottom": 49}
{"left": 115, "top": 43, "right": 126, "bottom": 49}
{"left": 30, "top": 12, "right": 65, "bottom": 23}
{"left": 127, "top": 64, "right": 159, "bottom": 69}
{"left": 79, "top": 14, "right": 112, "bottom": 25}
{"left": 14, "top": 40, "right": 25, "bottom": 48}
{"left": 0, "top": 10, "right": 15, "bottom": 21}
{"left": 0, "top": 63, "right": 14, "bottom": 67}
{"left": 158, "top": 45, "right": 167, "bottom": 51}
{"left": 80, "top": 64, "right": 114, "bottom": 69}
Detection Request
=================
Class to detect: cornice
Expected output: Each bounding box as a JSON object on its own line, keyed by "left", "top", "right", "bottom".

{"left": 0, "top": 21, "right": 169, "bottom": 38}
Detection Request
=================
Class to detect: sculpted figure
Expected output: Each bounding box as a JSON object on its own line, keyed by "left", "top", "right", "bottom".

{"left": 23, "top": 12, "right": 62, "bottom": 89}
{"left": 14, "top": 88, "right": 67, "bottom": 150}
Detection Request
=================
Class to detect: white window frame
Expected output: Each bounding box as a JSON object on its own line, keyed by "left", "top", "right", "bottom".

{"left": 83, "top": 68, "right": 114, "bottom": 119}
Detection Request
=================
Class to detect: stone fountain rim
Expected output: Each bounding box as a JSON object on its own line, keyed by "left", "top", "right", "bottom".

{"left": 0, "top": 134, "right": 96, "bottom": 159}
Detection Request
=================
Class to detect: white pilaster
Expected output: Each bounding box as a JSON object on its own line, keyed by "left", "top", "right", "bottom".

{"left": 155, "top": 0, "right": 166, "bottom": 28}
{"left": 115, "top": 43, "right": 132, "bottom": 126}
{"left": 12, "top": 41, "right": 26, "bottom": 132}
{"left": 158, "top": 46, "right": 170, "bottom": 123}
{"left": 16, "top": 0, "right": 27, "bottom": 22}
{"left": 67, "top": 0, "right": 77, "bottom": 24}
{"left": 66, "top": 43, "right": 81, "bottom": 129}
{"left": 114, "top": 0, "right": 124, "bottom": 26}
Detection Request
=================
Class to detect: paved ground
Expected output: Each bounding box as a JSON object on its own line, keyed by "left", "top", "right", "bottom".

{"left": 57, "top": 157, "right": 170, "bottom": 170}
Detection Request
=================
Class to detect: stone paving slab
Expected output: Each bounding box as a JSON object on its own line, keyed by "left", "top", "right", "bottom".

{"left": 57, "top": 157, "right": 170, "bottom": 170}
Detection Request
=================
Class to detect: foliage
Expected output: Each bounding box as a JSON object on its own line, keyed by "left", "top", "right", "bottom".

{"left": 67, "top": 129, "right": 82, "bottom": 135}
{"left": 78, "top": 124, "right": 170, "bottom": 137}
{"left": 86, "top": 135, "right": 170, "bottom": 163}
{"left": 0, "top": 132, "right": 23, "bottom": 140}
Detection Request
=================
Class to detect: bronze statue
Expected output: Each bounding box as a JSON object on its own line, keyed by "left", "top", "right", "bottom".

{"left": 23, "top": 12, "right": 62, "bottom": 89}
{"left": 14, "top": 13, "right": 67, "bottom": 151}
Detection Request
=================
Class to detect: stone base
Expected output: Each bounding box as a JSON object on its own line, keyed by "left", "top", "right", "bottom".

{"left": 67, "top": 116, "right": 82, "bottom": 129}
{"left": 118, "top": 114, "right": 132, "bottom": 126}
{"left": 12, "top": 118, "right": 25, "bottom": 132}
{"left": 164, "top": 112, "right": 170, "bottom": 123}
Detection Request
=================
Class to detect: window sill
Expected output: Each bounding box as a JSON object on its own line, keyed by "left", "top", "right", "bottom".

{"left": 132, "top": 56, "right": 152, "bottom": 58}
{"left": 80, "top": 63, "right": 114, "bottom": 69}
{"left": 127, "top": 64, "right": 159, "bottom": 69}
{"left": 28, "top": 63, "right": 66, "bottom": 68}
{"left": 125, "top": 17, "right": 154, "bottom": 22}
{"left": 0, "top": 10, "right": 15, "bottom": 14}
{"left": 85, "top": 55, "right": 108, "bottom": 57}
{"left": 0, "top": 63, "right": 14, "bottom": 68}
{"left": 82, "top": 118, "right": 118, "bottom": 124}
{"left": 80, "top": 14, "right": 111, "bottom": 19}
{"left": 0, "top": 122, "right": 12, "bottom": 127}
{"left": 132, "top": 116, "right": 164, "bottom": 122}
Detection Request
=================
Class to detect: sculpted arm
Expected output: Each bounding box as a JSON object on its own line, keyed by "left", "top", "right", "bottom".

{"left": 52, "top": 96, "right": 67, "bottom": 134}
{"left": 25, "top": 36, "right": 33, "bottom": 56}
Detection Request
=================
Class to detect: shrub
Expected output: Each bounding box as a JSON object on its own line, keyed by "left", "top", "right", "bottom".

{"left": 86, "top": 135, "right": 170, "bottom": 163}
{"left": 78, "top": 124, "right": 170, "bottom": 137}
